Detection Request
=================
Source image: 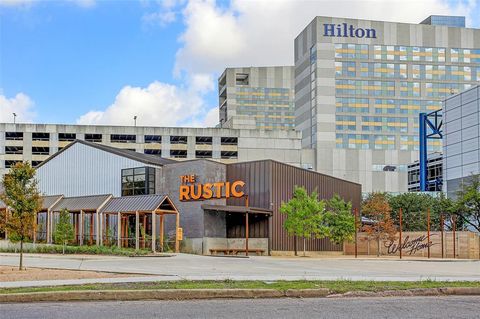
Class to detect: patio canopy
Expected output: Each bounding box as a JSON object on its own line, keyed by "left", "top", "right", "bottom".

{"left": 201, "top": 204, "right": 272, "bottom": 215}
{"left": 40, "top": 195, "right": 64, "bottom": 211}
{"left": 51, "top": 194, "right": 112, "bottom": 212}
{"left": 100, "top": 194, "right": 178, "bottom": 214}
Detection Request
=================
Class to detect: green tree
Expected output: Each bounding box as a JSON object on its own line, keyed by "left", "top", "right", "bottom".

{"left": 54, "top": 209, "right": 75, "bottom": 254}
{"left": 389, "top": 192, "right": 436, "bottom": 231}
{"left": 454, "top": 174, "right": 480, "bottom": 232}
{"left": 362, "top": 193, "right": 397, "bottom": 257}
{"left": 0, "top": 162, "right": 42, "bottom": 270}
{"left": 324, "top": 194, "right": 356, "bottom": 245}
{"left": 280, "top": 186, "right": 327, "bottom": 256}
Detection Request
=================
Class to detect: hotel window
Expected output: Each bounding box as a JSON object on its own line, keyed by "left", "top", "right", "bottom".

{"left": 336, "top": 98, "right": 369, "bottom": 113}
{"left": 336, "top": 115, "right": 356, "bottom": 131}
{"left": 5, "top": 146, "right": 23, "bottom": 154}
{"left": 110, "top": 134, "right": 136, "bottom": 143}
{"left": 5, "top": 160, "right": 21, "bottom": 168}
{"left": 5, "top": 132, "right": 23, "bottom": 141}
{"left": 32, "top": 147, "right": 50, "bottom": 155}
{"left": 144, "top": 149, "right": 161, "bottom": 156}
{"left": 170, "top": 150, "right": 187, "bottom": 158}
{"left": 195, "top": 150, "right": 212, "bottom": 158}
{"left": 121, "top": 167, "right": 155, "bottom": 196}
{"left": 32, "top": 132, "right": 50, "bottom": 141}
{"left": 334, "top": 43, "right": 368, "bottom": 59}
{"left": 58, "top": 133, "right": 76, "bottom": 141}
{"left": 145, "top": 135, "right": 162, "bottom": 143}
{"left": 221, "top": 137, "right": 238, "bottom": 146}
{"left": 400, "top": 82, "right": 421, "bottom": 97}
{"left": 335, "top": 61, "right": 356, "bottom": 77}
{"left": 170, "top": 136, "right": 187, "bottom": 145}
{"left": 195, "top": 136, "right": 212, "bottom": 145}
{"left": 221, "top": 151, "right": 238, "bottom": 159}
{"left": 85, "top": 134, "right": 102, "bottom": 143}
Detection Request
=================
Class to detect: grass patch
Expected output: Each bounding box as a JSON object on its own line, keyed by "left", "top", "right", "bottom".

{"left": 0, "top": 245, "right": 150, "bottom": 257}
{"left": 1, "top": 279, "right": 479, "bottom": 295}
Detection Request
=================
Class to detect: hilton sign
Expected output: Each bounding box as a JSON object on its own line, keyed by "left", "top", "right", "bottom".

{"left": 323, "top": 23, "right": 377, "bottom": 39}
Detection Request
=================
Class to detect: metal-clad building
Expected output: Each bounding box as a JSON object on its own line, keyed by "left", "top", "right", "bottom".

{"left": 34, "top": 138, "right": 361, "bottom": 255}
{"left": 443, "top": 86, "right": 480, "bottom": 198}
{"left": 226, "top": 160, "right": 361, "bottom": 252}
{"left": 36, "top": 140, "right": 172, "bottom": 197}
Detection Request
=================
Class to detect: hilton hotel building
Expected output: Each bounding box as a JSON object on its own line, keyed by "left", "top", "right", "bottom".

{"left": 295, "top": 16, "right": 480, "bottom": 192}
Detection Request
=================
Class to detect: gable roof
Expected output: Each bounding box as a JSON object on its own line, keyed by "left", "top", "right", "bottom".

{"left": 41, "top": 195, "right": 64, "bottom": 211}
{"left": 36, "top": 139, "right": 176, "bottom": 169}
{"left": 52, "top": 194, "right": 112, "bottom": 212}
{"left": 100, "top": 194, "right": 177, "bottom": 213}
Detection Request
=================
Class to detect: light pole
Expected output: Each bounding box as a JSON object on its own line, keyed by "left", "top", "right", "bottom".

{"left": 134, "top": 116, "right": 137, "bottom": 127}
{"left": 13, "top": 113, "right": 17, "bottom": 124}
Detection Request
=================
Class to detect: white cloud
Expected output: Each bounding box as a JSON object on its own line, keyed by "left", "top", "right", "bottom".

{"left": 0, "top": 93, "right": 36, "bottom": 123}
{"left": 142, "top": 0, "right": 187, "bottom": 27}
{"left": 76, "top": 80, "right": 212, "bottom": 127}
{"left": 174, "top": 0, "right": 477, "bottom": 75}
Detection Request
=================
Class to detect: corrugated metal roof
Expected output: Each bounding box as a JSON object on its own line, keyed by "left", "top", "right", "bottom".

{"left": 52, "top": 194, "right": 112, "bottom": 212}
{"left": 201, "top": 204, "right": 272, "bottom": 215}
{"left": 36, "top": 140, "right": 176, "bottom": 169}
{"left": 41, "top": 195, "right": 63, "bottom": 211}
{"left": 101, "top": 194, "right": 169, "bottom": 213}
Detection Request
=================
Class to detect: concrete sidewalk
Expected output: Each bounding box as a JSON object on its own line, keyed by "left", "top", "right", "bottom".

{"left": 1, "top": 253, "right": 479, "bottom": 288}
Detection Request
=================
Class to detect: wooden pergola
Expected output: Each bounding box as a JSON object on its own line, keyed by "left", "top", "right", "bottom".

{"left": 34, "top": 195, "right": 64, "bottom": 244}
{"left": 50, "top": 194, "right": 113, "bottom": 246}
{"left": 99, "top": 194, "right": 180, "bottom": 252}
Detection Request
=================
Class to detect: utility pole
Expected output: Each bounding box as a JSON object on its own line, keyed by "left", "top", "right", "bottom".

{"left": 13, "top": 113, "right": 17, "bottom": 124}
{"left": 134, "top": 116, "right": 137, "bottom": 127}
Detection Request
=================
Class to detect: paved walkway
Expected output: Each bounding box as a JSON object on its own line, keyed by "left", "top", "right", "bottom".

{"left": 1, "top": 253, "right": 479, "bottom": 288}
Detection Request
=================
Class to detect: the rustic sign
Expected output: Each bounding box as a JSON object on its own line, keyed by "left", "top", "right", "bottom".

{"left": 179, "top": 175, "right": 245, "bottom": 201}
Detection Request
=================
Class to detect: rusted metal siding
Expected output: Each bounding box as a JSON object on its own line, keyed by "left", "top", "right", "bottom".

{"left": 227, "top": 160, "right": 361, "bottom": 252}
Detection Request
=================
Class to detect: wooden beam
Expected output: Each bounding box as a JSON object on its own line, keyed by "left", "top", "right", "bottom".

{"left": 160, "top": 215, "right": 164, "bottom": 252}
{"left": 135, "top": 211, "right": 140, "bottom": 251}
{"left": 117, "top": 213, "right": 121, "bottom": 249}
{"left": 151, "top": 211, "right": 156, "bottom": 253}
{"left": 175, "top": 213, "right": 180, "bottom": 253}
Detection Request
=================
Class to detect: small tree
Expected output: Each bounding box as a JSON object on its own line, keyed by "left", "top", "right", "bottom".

{"left": 0, "top": 162, "right": 42, "bottom": 270}
{"left": 54, "top": 209, "right": 74, "bottom": 254}
{"left": 362, "top": 193, "right": 397, "bottom": 257}
{"left": 324, "top": 194, "right": 355, "bottom": 245}
{"left": 280, "top": 186, "right": 327, "bottom": 256}
{"left": 454, "top": 174, "right": 480, "bottom": 232}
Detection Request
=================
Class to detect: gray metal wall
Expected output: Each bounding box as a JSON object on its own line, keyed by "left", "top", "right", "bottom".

{"left": 443, "top": 86, "right": 480, "bottom": 197}
{"left": 36, "top": 142, "right": 156, "bottom": 197}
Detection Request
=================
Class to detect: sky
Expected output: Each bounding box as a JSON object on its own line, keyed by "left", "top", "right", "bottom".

{"left": 1, "top": 0, "right": 479, "bottom": 127}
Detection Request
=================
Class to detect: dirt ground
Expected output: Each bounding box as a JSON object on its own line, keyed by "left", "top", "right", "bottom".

{"left": 0, "top": 266, "right": 133, "bottom": 282}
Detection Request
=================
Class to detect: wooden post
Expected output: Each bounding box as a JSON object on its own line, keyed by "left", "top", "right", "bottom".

{"left": 143, "top": 214, "right": 147, "bottom": 249}
{"left": 135, "top": 211, "right": 140, "bottom": 251}
{"left": 117, "top": 213, "right": 121, "bottom": 249}
{"left": 427, "top": 207, "right": 431, "bottom": 259}
{"left": 440, "top": 215, "right": 444, "bottom": 259}
{"left": 46, "top": 211, "right": 50, "bottom": 244}
{"left": 89, "top": 213, "right": 94, "bottom": 245}
{"left": 452, "top": 215, "right": 456, "bottom": 259}
{"left": 245, "top": 195, "right": 249, "bottom": 257}
{"left": 33, "top": 214, "right": 37, "bottom": 244}
{"left": 79, "top": 210, "right": 84, "bottom": 246}
{"left": 399, "top": 208, "right": 403, "bottom": 259}
{"left": 160, "top": 215, "right": 164, "bottom": 252}
{"left": 175, "top": 213, "right": 180, "bottom": 253}
{"left": 151, "top": 212, "right": 156, "bottom": 253}
{"left": 354, "top": 208, "right": 358, "bottom": 258}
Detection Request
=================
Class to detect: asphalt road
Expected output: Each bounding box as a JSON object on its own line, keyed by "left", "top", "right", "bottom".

{"left": 2, "top": 296, "right": 479, "bottom": 319}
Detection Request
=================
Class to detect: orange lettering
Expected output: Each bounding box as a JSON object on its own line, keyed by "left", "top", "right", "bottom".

{"left": 202, "top": 183, "right": 213, "bottom": 199}
{"left": 231, "top": 180, "right": 245, "bottom": 198}
{"left": 190, "top": 184, "right": 202, "bottom": 200}
{"left": 179, "top": 185, "right": 190, "bottom": 200}
{"left": 213, "top": 182, "right": 223, "bottom": 198}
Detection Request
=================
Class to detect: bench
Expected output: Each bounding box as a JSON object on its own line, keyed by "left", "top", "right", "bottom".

{"left": 209, "top": 248, "right": 265, "bottom": 256}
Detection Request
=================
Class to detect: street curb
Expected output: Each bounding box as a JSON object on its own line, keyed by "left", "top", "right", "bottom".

{"left": 327, "top": 287, "right": 480, "bottom": 298}
{"left": 0, "top": 287, "right": 479, "bottom": 303}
